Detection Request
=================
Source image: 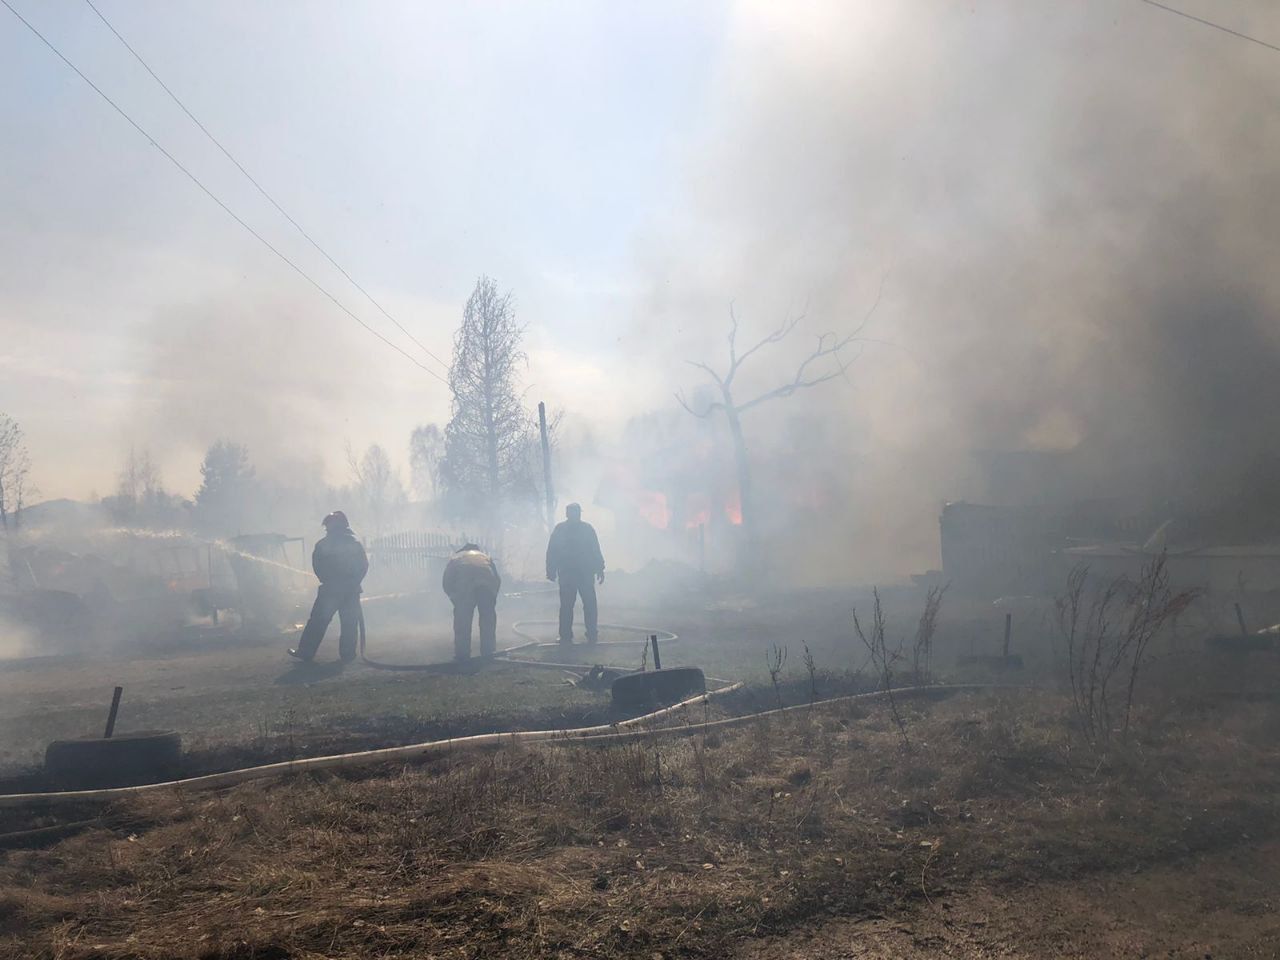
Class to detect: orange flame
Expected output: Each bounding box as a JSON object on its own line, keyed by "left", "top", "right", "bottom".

{"left": 637, "top": 490, "right": 671, "bottom": 530}
{"left": 684, "top": 493, "right": 711, "bottom": 530}
{"left": 685, "top": 507, "right": 711, "bottom": 530}
{"left": 725, "top": 492, "right": 743, "bottom": 526}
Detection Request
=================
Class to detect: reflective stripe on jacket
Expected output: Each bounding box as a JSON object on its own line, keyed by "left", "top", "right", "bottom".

{"left": 443, "top": 549, "right": 501, "bottom": 598}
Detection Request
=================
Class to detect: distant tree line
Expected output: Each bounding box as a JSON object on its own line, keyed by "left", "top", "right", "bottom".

{"left": 0, "top": 412, "right": 32, "bottom": 530}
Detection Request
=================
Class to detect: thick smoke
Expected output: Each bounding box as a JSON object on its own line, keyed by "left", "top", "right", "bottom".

{"left": 125, "top": 290, "right": 448, "bottom": 534}
{"left": 638, "top": 0, "right": 1280, "bottom": 581}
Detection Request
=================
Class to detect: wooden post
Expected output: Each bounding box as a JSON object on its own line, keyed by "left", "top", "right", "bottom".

{"left": 538, "top": 401, "right": 555, "bottom": 532}
{"left": 1235, "top": 602, "right": 1249, "bottom": 636}
{"left": 1003, "top": 613, "right": 1012, "bottom": 658}
{"left": 651, "top": 634, "right": 662, "bottom": 671}
{"left": 103, "top": 686, "right": 123, "bottom": 739}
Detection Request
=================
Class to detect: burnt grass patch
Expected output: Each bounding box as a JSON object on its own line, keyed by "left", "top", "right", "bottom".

{"left": 0, "top": 661, "right": 877, "bottom": 799}
{"left": 1, "top": 688, "right": 1278, "bottom": 959}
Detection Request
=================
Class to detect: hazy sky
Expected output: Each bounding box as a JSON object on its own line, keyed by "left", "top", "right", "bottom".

{"left": 1, "top": 0, "right": 727, "bottom": 498}
{"left": 3, "top": 0, "right": 1277, "bottom": 572}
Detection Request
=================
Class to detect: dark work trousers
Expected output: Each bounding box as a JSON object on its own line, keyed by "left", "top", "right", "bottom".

{"left": 558, "top": 574, "right": 598, "bottom": 644}
{"left": 453, "top": 585, "right": 498, "bottom": 661}
{"left": 296, "top": 583, "right": 362, "bottom": 662}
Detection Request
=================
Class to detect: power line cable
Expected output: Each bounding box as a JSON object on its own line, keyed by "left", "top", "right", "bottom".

{"left": 1135, "top": 0, "right": 1280, "bottom": 54}
{"left": 81, "top": 0, "right": 451, "bottom": 373}
{"left": 1, "top": 0, "right": 448, "bottom": 385}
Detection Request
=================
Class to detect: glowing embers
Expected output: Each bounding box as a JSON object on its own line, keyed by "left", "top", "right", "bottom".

{"left": 636, "top": 490, "right": 671, "bottom": 530}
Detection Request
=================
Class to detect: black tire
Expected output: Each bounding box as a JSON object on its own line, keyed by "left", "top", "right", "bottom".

{"left": 45, "top": 730, "right": 182, "bottom": 790}
{"left": 611, "top": 668, "right": 706, "bottom": 709}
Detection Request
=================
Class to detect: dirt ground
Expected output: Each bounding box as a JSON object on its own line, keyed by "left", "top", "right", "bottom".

{"left": 1, "top": 586, "right": 1278, "bottom": 958}
{"left": 744, "top": 840, "right": 1280, "bottom": 958}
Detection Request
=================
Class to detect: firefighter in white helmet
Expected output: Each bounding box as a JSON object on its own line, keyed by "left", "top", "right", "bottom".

{"left": 442, "top": 543, "right": 501, "bottom": 661}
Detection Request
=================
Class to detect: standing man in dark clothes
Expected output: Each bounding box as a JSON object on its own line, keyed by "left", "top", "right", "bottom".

{"left": 442, "top": 543, "right": 501, "bottom": 661}
{"left": 289, "top": 511, "right": 369, "bottom": 663}
{"left": 545, "top": 502, "right": 605, "bottom": 645}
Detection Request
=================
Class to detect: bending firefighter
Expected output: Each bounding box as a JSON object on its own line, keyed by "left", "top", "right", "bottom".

{"left": 443, "top": 543, "right": 501, "bottom": 661}
{"left": 289, "top": 511, "right": 369, "bottom": 663}
{"left": 545, "top": 502, "right": 605, "bottom": 645}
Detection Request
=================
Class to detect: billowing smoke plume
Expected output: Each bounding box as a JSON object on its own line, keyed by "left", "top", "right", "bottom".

{"left": 638, "top": 0, "right": 1280, "bottom": 580}
{"left": 127, "top": 290, "right": 448, "bottom": 527}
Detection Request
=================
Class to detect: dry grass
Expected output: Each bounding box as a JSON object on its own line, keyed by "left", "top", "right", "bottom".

{"left": 1, "top": 688, "right": 1278, "bottom": 959}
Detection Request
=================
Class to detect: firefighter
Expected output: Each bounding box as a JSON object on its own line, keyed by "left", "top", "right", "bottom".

{"left": 443, "top": 543, "right": 501, "bottom": 661}
{"left": 289, "top": 511, "right": 368, "bottom": 663}
{"left": 546, "top": 502, "right": 605, "bottom": 645}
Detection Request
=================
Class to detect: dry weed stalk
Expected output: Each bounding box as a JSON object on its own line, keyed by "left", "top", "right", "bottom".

{"left": 766, "top": 644, "right": 788, "bottom": 711}
{"left": 802, "top": 644, "right": 819, "bottom": 709}
{"left": 853, "top": 588, "right": 909, "bottom": 749}
{"left": 8, "top": 688, "right": 1280, "bottom": 958}
{"left": 911, "top": 584, "right": 948, "bottom": 682}
{"left": 1055, "top": 552, "right": 1195, "bottom": 749}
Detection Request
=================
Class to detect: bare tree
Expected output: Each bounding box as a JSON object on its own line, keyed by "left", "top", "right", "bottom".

{"left": 109, "top": 446, "right": 167, "bottom": 525}
{"left": 677, "top": 292, "right": 880, "bottom": 559}
{"left": 408, "top": 424, "right": 446, "bottom": 504}
{"left": 1055, "top": 554, "right": 1195, "bottom": 749}
{"left": 440, "top": 276, "right": 536, "bottom": 545}
{"left": 347, "top": 442, "right": 406, "bottom": 539}
{"left": 0, "top": 414, "right": 32, "bottom": 530}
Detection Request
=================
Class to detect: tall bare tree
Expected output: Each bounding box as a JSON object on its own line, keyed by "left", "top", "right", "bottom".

{"left": 408, "top": 424, "right": 446, "bottom": 504}
{"left": 440, "top": 276, "right": 535, "bottom": 545}
{"left": 347, "top": 442, "right": 406, "bottom": 539}
{"left": 677, "top": 296, "right": 879, "bottom": 557}
{"left": 0, "top": 414, "right": 32, "bottom": 530}
{"left": 109, "top": 446, "right": 165, "bottom": 525}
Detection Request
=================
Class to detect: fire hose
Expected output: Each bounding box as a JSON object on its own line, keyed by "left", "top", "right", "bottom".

{"left": 357, "top": 614, "right": 678, "bottom": 674}
{"left": 0, "top": 681, "right": 742, "bottom": 807}
{"left": 0, "top": 684, "right": 1023, "bottom": 808}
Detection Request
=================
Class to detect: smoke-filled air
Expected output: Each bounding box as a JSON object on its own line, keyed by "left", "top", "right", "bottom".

{"left": 2, "top": 2, "right": 1280, "bottom": 956}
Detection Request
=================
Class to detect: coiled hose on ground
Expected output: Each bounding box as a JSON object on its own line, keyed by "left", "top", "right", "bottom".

{"left": 359, "top": 619, "right": 677, "bottom": 673}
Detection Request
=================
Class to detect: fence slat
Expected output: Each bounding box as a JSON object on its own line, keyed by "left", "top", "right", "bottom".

{"left": 366, "top": 530, "right": 484, "bottom": 569}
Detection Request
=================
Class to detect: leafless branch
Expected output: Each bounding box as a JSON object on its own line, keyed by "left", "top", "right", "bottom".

{"left": 730, "top": 310, "right": 804, "bottom": 382}
{"left": 853, "top": 588, "right": 909, "bottom": 749}
{"left": 736, "top": 329, "right": 859, "bottom": 413}
{"left": 684, "top": 359, "right": 725, "bottom": 387}
{"left": 676, "top": 281, "right": 887, "bottom": 556}
{"left": 674, "top": 391, "right": 722, "bottom": 419}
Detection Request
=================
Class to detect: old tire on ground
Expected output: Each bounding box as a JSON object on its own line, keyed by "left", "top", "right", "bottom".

{"left": 611, "top": 668, "right": 706, "bottom": 709}
{"left": 44, "top": 730, "right": 182, "bottom": 790}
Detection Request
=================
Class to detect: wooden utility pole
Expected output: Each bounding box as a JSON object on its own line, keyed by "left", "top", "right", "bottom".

{"left": 104, "top": 686, "right": 123, "bottom": 738}
{"left": 538, "top": 402, "right": 555, "bottom": 531}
